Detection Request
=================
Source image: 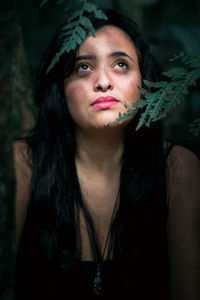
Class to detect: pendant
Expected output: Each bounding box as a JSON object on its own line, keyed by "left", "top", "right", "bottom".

{"left": 93, "top": 263, "right": 103, "bottom": 295}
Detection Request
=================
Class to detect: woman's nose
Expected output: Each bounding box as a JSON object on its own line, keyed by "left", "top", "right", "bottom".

{"left": 93, "top": 69, "right": 113, "bottom": 92}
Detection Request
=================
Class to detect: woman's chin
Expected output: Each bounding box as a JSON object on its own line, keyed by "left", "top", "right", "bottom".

{"left": 92, "top": 116, "right": 133, "bottom": 131}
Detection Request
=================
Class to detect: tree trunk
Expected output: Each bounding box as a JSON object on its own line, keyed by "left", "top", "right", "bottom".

{"left": 0, "top": 1, "right": 34, "bottom": 299}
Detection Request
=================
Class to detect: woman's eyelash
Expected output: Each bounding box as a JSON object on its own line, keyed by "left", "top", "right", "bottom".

{"left": 114, "top": 60, "right": 129, "bottom": 69}
{"left": 76, "top": 63, "right": 91, "bottom": 72}
{"left": 76, "top": 59, "right": 129, "bottom": 72}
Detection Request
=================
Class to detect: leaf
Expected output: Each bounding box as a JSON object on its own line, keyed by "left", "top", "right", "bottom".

{"left": 84, "top": 3, "right": 97, "bottom": 13}
{"left": 74, "top": 33, "right": 82, "bottom": 45}
{"left": 147, "top": 81, "right": 168, "bottom": 88}
{"left": 47, "top": 53, "right": 60, "bottom": 74}
{"left": 136, "top": 91, "right": 160, "bottom": 130}
{"left": 79, "top": 16, "right": 96, "bottom": 36}
{"left": 71, "top": 38, "right": 77, "bottom": 49}
{"left": 162, "top": 67, "right": 187, "bottom": 79}
{"left": 138, "top": 86, "right": 149, "bottom": 95}
{"left": 69, "top": 10, "right": 82, "bottom": 22}
{"left": 62, "top": 21, "right": 77, "bottom": 31}
{"left": 143, "top": 79, "right": 154, "bottom": 87}
{"left": 94, "top": 9, "right": 108, "bottom": 20}
{"left": 62, "top": 29, "right": 74, "bottom": 37}
{"left": 149, "top": 82, "right": 175, "bottom": 122}
{"left": 76, "top": 26, "right": 86, "bottom": 39}
{"left": 40, "top": 0, "right": 48, "bottom": 8}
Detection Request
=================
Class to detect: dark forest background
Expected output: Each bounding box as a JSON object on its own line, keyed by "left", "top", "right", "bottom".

{"left": 0, "top": 0, "right": 200, "bottom": 299}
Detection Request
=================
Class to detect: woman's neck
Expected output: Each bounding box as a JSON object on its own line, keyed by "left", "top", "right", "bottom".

{"left": 75, "top": 127, "right": 124, "bottom": 176}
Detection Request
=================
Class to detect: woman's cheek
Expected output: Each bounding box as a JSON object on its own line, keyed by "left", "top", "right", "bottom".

{"left": 64, "top": 82, "right": 85, "bottom": 104}
{"left": 120, "top": 77, "right": 141, "bottom": 100}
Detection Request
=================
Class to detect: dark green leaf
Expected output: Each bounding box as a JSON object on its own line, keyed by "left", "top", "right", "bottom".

{"left": 162, "top": 67, "right": 187, "bottom": 79}
{"left": 76, "top": 26, "right": 86, "bottom": 39}
{"left": 74, "top": 33, "right": 82, "bottom": 45}
{"left": 69, "top": 10, "right": 82, "bottom": 22}
{"left": 148, "top": 81, "right": 168, "bottom": 88}
{"left": 62, "top": 29, "right": 74, "bottom": 37}
{"left": 79, "top": 16, "right": 96, "bottom": 37}
{"left": 84, "top": 3, "right": 97, "bottom": 13}
{"left": 95, "top": 10, "right": 108, "bottom": 20}
{"left": 47, "top": 53, "right": 60, "bottom": 73}
{"left": 62, "top": 21, "right": 77, "bottom": 31}
{"left": 79, "top": 16, "right": 94, "bottom": 30}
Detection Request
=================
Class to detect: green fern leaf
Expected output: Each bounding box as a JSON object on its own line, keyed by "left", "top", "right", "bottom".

{"left": 148, "top": 81, "right": 168, "bottom": 88}
{"left": 69, "top": 10, "right": 82, "bottom": 22}
{"left": 46, "top": 53, "right": 60, "bottom": 74}
{"left": 62, "top": 21, "right": 77, "bottom": 31}
{"left": 79, "top": 16, "right": 96, "bottom": 36}
{"left": 73, "top": 33, "right": 82, "bottom": 45}
{"left": 44, "top": 1, "right": 108, "bottom": 74}
{"left": 136, "top": 91, "right": 160, "bottom": 129}
{"left": 162, "top": 69, "right": 200, "bottom": 117}
{"left": 143, "top": 79, "right": 153, "bottom": 87}
{"left": 62, "top": 29, "right": 74, "bottom": 37}
{"left": 150, "top": 82, "right": 176, "bottom": 121}
{"left": 76, "top": 25, "right": 86, "bottom": 39}
{"left": 138, "top": 86, "right": 149, "bottom": 95}
{"left": 95, "top": 9, "right": 108, "bottom": 20}
{"left": 162, "top": 67, "right": 187, "bottom": 80}
{"left": 84, "top": 3, "right": 97, "bottom": 13}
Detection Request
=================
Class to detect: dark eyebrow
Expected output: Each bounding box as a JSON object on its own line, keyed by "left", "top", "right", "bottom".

{"left": 76, "top": 55, "right": 96, "bottom": 61}
{"left": 109, "top": 51, "right": 134, "bottom": 61}
{"left": 76, "top": 51, "right": 134, "bottom": 62}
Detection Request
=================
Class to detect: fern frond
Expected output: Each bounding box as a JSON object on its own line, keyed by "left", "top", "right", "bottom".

{"left": 115, "top": 53, "right": 200, "bottom": 131}
{"left": 160, "top": 68, "right": 200, "bottom": 118}
{"left": 84, "top": 3, "right": 97, "bottom": 12}
{"left": 148, "top": 82, "right": 176, "bottom": 122}
{"left": 104, "top": 100, "right": 142, "bottom": 127}
{"left": 46, "top": 1, "right": 107, "bottom": 74}
{"left": 136, "top": 91, "right": 160, "bottom": 130}
{"left": 115, "top": 101, "right": 141, "bottom": 123}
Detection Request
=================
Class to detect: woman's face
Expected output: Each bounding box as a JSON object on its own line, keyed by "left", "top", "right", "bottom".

{"left": 64, "top": 25, "right": 142, "bottom": 131}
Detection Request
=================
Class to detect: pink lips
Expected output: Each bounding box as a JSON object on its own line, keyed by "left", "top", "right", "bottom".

{"left": 91, "top": 96, "right": 119, "bottom": 109}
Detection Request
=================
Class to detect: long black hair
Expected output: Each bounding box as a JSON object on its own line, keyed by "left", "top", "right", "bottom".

{"left": 15, "top": 8, "right": 169, "bottom": 299}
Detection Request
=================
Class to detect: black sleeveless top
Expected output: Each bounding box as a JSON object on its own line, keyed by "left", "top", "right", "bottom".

{"left": 15, "top": 144, "right": 174, "bottom": 300}
{"left": 60, "top": 144, "right": 174, "bottom": 298}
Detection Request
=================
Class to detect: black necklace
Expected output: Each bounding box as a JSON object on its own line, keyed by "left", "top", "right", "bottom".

{"left": 93, "top": 189, "right": 120, "bottom": 295}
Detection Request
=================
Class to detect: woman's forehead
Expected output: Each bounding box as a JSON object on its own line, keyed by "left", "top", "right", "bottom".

{"left": 77, "top": 25, "right": 137, "bottom": 58}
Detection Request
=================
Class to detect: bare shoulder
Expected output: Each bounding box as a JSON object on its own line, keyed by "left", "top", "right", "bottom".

{"left": 167, "top": 145, "right": 200, "bottom": 173}
{"left": 166, "top": 144, "right": 200, "bottom": 203}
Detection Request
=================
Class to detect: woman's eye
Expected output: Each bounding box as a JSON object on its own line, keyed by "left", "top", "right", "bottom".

{"left": 77, "top": 64, "right": 91, "bottom": 72}
{"left": 114, "top": 61, "right": 128, "bottom": 70}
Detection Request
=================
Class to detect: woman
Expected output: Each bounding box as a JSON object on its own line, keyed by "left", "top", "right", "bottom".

{"left": 14, "top": 8, "right": 200, "bottom": 299}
